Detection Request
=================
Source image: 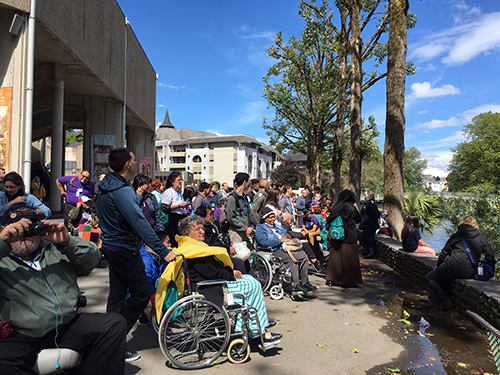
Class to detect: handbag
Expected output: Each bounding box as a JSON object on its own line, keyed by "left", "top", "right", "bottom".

{"left": 461, "top": 237, "right": 494, "bottom": 281}
{"left": 283, "top": 238, "right": 303, "bottom": 251}
{"left": 232, "top": 241, "right": 251, "bottom": 261}
{"left": 328, "top": 215, "right": 345, "bottom": 240}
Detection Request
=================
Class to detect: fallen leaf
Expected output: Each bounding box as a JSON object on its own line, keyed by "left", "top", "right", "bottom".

{"left": 457, "top": 362, "right": 468, "bottom": 368}
{"left": 386, "top": 368, "right": 400, "bottom": 373}
{"left": 317, "top": 343, "right": 327, "bottom": 349}
{"left": 352, "top": 348, "right": 359, "bottom": 353}
{"left": 418, "top": 331, "right": 426, "bottom": 337}
{"left": 429, "top": 357, "right": 436, "bottom": 361}
{"left": 398, "top": 319, "right": 412, "bottom": 325}
{"left": 343, "top": 323, "right": 350, "bottom": 326}
{"left": 401, "top": 291, "right": 407, "bottom": 294}
{"left": 212, "top": 362, "right": 221, "bottom": 367}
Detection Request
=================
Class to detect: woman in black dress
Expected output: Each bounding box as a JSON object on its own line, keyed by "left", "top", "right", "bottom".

{"left": 359, "top": 190, "right": 380, "bottom": 258}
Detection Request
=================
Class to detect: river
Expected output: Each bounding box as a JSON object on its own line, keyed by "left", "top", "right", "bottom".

{"left": 420, "top": 220, "right": 453, "bottom": 253}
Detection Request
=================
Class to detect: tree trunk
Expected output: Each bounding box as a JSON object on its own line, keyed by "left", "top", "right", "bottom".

{"left": 348, "top": 0, "right": 363, "bottom": 206}
{"left": 305, "top": 151, "right": 319, "bottom": 188}
{"left": 384, "top": 0, "right": 409, "bottom": 241}
{"left": 330, "top": 5, "right": 349, "bottom": 204}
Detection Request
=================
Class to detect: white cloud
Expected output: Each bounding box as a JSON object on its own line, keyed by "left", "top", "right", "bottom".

{"left": 407, "top": 82, "right": 460, "bottom": 99}
{"left": 417, "top": 110, "right": 428, "bottom": 114}
{"left": 235, "top": 25, "right": 276, "bottom": 41}
{"left": 422, "top": 151, "right": 453, "bottom": 177}
{"left": 157, "top": 104, "right": 166, "bottom": 108}
{"left": 409, "top": 8, "right": 500, "bottom": 66}
{"left": 158, "top": 82, "right": 186, "bottom": 90}
{"left": 416, "top": 103, "right": 500, "bottom": 129}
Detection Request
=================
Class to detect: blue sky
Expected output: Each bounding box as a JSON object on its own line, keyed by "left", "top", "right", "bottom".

{"left": 117, "top": 0, "right": 500, "bottom": 177}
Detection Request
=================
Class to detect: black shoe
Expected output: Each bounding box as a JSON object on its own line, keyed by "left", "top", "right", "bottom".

{"left": 303, "top": 282, "right": 317, "bottom": 292}
{"left": 325, "top": 280, "right": 335, "bottom": 287}
{"left": 292, "top": 284, "right": 307, "bottom": 294}
{"left": 267, "top": 320, "right": 277, "bottom": 329}
{"left": 264, "top": 332, "right": 282, "bottom": 343}
{"left": 125, "top": 350, "right": 141, "bottom": 362}
{"left": 342, "top": 283, "right": 359, "bottom": 289}
{"left": 137, "top": 312, "right": 150, "bottom": 326}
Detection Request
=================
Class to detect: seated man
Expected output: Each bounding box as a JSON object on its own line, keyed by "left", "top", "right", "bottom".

{"left": 0, "top": 206, "right": 126, "bottom": 375}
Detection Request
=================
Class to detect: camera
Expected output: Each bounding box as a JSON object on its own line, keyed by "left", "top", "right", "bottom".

{"left": 26, "top": 221, "right": 47, "bottom": 237}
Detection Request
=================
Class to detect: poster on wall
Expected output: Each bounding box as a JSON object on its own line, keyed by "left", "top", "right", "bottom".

{"left": 0, "top": 87, "right": 12, "bottom": 170}
{"left": 138, "top": 156, "right": 152, "bottom": 177}
{"left": 91, "top": 135, "right": 116, "bottom": 181}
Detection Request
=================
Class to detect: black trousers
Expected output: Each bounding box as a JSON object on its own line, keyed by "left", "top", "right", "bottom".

{"left": 63, "top": 202, "right": 76, "bottom": 228}
{"left": 104, "top": 248, "right": 151, "bottom": 333}
{"left": 166, "top": 213, "right": 186, "bottom": 248}
{"left": 0, "top": 313, "right": 126, "bottom": 375}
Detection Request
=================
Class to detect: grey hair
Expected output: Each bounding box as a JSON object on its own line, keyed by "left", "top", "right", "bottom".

{"left": 179, "top": 215, "right": 205, "bottom": 236}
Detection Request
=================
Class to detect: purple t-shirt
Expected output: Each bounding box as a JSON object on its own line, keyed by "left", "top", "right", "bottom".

{"left": 304, "top": 215, "right": 321, "bottom": 230}
{"left": 57, "top": 175, "right": 95, "bottom": 204}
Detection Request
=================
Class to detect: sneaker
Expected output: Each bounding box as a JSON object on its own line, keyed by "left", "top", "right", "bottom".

{"left": 264, "top": 332, "right": 283, "bottom": 343}
{"left": 125, "top": 350, "right": 141, "bottom": 362}
{"left": 137, "top": 313, "right": 150, "bottom": 326}
{"left": 267, "top": 320, "right": 277, "bottom": 329}
{"left": 292, "top": 284, "right": 307, "bottom": 294}
{"left": 303, "top": 282, "right": 317, "bottom": 292}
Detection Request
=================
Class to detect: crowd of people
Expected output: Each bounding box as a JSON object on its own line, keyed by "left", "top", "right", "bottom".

{"left": 0, "top": 147, "right": 496, "bottom": 374}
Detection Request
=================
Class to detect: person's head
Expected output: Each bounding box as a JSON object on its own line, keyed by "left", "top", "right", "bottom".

{"left": 34, "top": 176, "right": 40, "bottom": 183}
{"left": 219, "top": 198, "right": 225, "bottom": 207}
{"left": 234, "top": 173, "right": 250, "bottom": 189}
{"left": 276, "top": 182, "right": 284, "bottom": 192}
{"left": 381, "top": 209, "right": 390, "bottom": 218}
{"left": 179, "top": 216, "right": 205, "bottom": 241}
{"left": 78, "top": 170, "right": 91, "bottom": 184}
{"left": 0, "top": 168, "right": 5, "bottom": 179}
{"left": 251, "top": 179, "right": 260, "bottom": 192}
{"left": 77, "top": 195, "right": 92, "bottom": 211}
{"left": 1, "top": 206, "right": 44, "bottom": 259}
{"left": 183, "top": 186, "right": 195, "bottom": 201}
{"left": 209, "top": 183, "right": 217, "bottom": 194}
{"left": 262, "top": 189, "right": 280, "bottom": 210}
{"left": 313, "top": 186, "right": 321, "bottom": 194}
{"left": 401, "top": 215, "right": 420, "bottom": 243}
{"left": 221, "top": 182, "right": 229, "bottom": 192}
{"left": 199, "top": 182, "right": 210, "bottom": 195}
{"left": 259, "top": 179, "right": 270, "bottom": 191}
{"left": 108, "top": 148, "right": 135, "bottom": 174}
{"left": 311, "top": 204, "right": 321, "bottom": 214}
{"left": 364, "top": 190, "right": 375, "bottom": 201}
{"left": 156, "top": 230, "right": 171, "bottom": 248}
{"left": 303, "top": 209, "right": 311, "bottom": 219}
{"left": 166, "top": 172, "right": 183, "bottom": 191}
{"left": 282, "top": 212, "right": 292, "bottom": 225}
{"left": 195, "top": 205, "right": 213, "bottom": 224}
{"left": 132, "top": 173, "right": 152, "bottom": 192}
{"left": 301, "top": 189, "right": 308, "bottom": 198}
{"left": 261, "top": 206, "right": 276, "bottom": 225}
{"left": 460, "top": 215, "right": 479, "bottom": 229}
{"left": 284, "top": 185, "right": 292, "bottom": 196}
{"left": 4, "top": 172, "right": 25, "bottom": 197}
{"left": 150, "top": 179, "right": 163, "bottom": 192}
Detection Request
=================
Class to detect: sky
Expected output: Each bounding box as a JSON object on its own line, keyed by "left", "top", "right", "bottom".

{"left": 117, "top": 0, "right": 500, "bottom": 177}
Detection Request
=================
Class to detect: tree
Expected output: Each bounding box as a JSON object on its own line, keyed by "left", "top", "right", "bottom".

{"left": 66, "top": 130, "right": 83, "bottom": 146}
{"left": 404, "top": 191, "right": 443, "bottom": 236}
{"left": 383, "top": 0, "right": 409, "bottom": 241}
{"left": 448, "top": 112, "right": 500, "bottom": 193}
{"left": 404, "top": 146, "right": 427, "bottom": 189}
{"left": 263, "top": 4, "right": 339, "bottom": 187}
{"left": 269, "top": 157, "right": 300, "bottom": 187}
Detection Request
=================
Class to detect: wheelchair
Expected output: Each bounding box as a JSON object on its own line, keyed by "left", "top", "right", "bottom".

{"left": 156, "top": 254, "right": 273, "bottom": 369}
{"left": 251, "top": 247, "right": 294, "bottom": 300}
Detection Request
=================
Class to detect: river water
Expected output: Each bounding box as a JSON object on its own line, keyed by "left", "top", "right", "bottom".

{"left": 420, "top": 221, "right": 453, "bottom": 253}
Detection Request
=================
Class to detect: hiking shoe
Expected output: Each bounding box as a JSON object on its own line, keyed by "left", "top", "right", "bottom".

{"left": 303, "top": 282, "right": 317, "bottom": 292}
{"left": 125, "top": 350, "right": 141, "bottom": 362}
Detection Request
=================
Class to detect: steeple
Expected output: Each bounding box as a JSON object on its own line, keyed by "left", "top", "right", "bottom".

{"left": 159, "top": 109, "right": 175, "bottom": 128}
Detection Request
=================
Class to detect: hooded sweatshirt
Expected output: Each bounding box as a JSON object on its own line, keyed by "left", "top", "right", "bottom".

{"left": 97, "top": 172, "right": 170, "bottom": 259}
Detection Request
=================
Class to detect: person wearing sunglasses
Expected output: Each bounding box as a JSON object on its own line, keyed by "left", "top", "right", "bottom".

{"left": 57, "top": 170, "right": 95, "bottom": 228}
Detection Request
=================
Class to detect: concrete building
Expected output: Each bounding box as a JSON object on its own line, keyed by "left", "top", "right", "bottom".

{"left": 0, "top": 0, "right": 157, "bottom": 211}
{"left": 155, "top": 111, "right": 282, "bottom": 184}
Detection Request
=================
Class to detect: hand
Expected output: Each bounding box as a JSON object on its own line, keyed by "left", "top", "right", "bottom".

{"left": 233, "top": 270, "right": 243, "bottom": 279}
{"left": 8, "top": 196, "right": 27, "bottom": 206}
{"left": 0, "top": 218, "right": 31, "bottom": 243}
{"left": 280, "top": 236, "right": 287, "bottom": 242}
{"left": 88, "top": 220, "right": 98, "bottom": 227}
{"left": 40, "top": 220, "right": 70, "bottom": 247}
{"left": 179, "top": 202, "right": 190, "bottom": 208}
{"left": 245, "top": 227, "right": 253, "bottom": 235}
{"left": 35, "top": 209, "right": 44, "bottom": 217}
{"left": 164, "top": 251, "right": 177, "bottom": 262}
{"left": 229, "top": 246, "right": 237, "bottom": 255}
{"left": 60, "top": 191, "right": 66, "bottom": 198}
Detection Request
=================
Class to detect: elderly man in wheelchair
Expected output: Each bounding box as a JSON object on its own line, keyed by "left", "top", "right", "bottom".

{"left": 154, "top": 216, "right": 281, "bottom": 369}
{"left": 255, "top": 207, "right": 317, "bottom": 297}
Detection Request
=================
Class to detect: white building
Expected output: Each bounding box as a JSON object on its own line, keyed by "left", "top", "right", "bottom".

{"left": 155, "top": 111, "right": 282, "bottom": 184}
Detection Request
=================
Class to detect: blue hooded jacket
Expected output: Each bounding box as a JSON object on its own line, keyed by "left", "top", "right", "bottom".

{"left": 97, "top": 172, "right": 170, "bottom": 259}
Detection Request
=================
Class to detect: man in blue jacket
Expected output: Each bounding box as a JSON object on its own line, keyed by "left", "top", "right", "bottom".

{"left": 98, "top": 148, "right": 176, "bottom": 362}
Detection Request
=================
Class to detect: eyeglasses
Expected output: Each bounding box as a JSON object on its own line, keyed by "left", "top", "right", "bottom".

{"left": 192, "top": 226, "right": 205, "bottom": 233}
{"left": 80, "top": 175, "right": 90, "bottom": 180}
{"left": 4, "top": 184, "right": 20, "bottom": 190}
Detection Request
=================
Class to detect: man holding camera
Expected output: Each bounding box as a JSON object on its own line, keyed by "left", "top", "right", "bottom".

{"left": 0, "top": 205, "right": 127, "bottom": 375}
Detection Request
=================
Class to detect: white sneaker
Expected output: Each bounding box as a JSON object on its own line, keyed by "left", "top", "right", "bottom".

{"left": 125, "top": 350, "right": 141, "bottom": 362}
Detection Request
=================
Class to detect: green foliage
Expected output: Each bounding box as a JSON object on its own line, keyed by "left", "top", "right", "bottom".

{"left": 439, "top": 194, "right": 500, "bottom": 258}
{"left": 404, "top": 191, "right": 443, "bottom": 235}
{"left": 404, "top": 146, "right": 427, "bottom": 190}
{"left": 66, "top": 130, "right": 83, "bottom": 146}
{"left": 448, "top": 112, "right": 500, "bottom": 193}
{"left": 269, "top": 157, "right": 300, "bottom": 187}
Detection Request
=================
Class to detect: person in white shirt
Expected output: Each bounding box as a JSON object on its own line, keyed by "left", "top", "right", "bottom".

{"left": 161, "top": 172, "right": 190, "bottom": 247}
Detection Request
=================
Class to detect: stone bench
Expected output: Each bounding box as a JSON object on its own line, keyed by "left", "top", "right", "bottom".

{"left": 373, "top": 234, "right": 500, "bottom": 330}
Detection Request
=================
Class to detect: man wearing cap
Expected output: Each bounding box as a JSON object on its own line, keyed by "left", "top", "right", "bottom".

{"left": 98, "top": 147, "right": 176, "bottom": 362}
{"left": 57, "top": 170, "right": 95, "bottom": 228}
{"left": 0, "top": 205, "right": 127, "bottom": 374}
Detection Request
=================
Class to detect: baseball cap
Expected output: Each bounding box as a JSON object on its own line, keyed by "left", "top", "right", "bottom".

{"left": 78, "top": 196, "right": 91, "bottom": 204}
{"left": 2, "top": 206, "right": 42, "bottom": 226}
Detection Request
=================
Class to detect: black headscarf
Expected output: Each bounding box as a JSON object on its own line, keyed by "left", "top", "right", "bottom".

{"left": 327, "top": 189, "right": 356, "bottom": 225}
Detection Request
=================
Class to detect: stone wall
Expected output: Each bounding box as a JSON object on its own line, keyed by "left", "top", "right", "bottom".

{"left": 373, "top": 234, "right": 500, "bottom": 331}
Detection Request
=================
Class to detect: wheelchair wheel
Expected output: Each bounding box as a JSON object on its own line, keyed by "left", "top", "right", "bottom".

{"left": 158, "top": 295, "right": 230, "bottom": 369}
{"left": 150, "top": 307, "right": 160, "bottom": 334}
{"left": 269, "top": 285, "right": 284, "bottom": 300}
{"left": 250, "top": 252, "right": 272, "bottom": 292}
{"left": 227, "top": 338, "right": 250, "bottom": 364}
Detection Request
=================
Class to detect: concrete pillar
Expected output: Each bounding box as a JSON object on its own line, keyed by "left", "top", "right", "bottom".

{"left": 50, "top": 78, "right": 64, "bottom": 212}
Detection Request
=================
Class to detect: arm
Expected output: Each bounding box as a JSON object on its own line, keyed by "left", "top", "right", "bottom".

{"left": 225, "top": 196, "right": 247, "bottom": 232}
{"left": 255, "top": 224, "right": 282, "bottom": 249}
{"left": 190, "top": 257, "right": 236, "bottom": 281}
{"left": 27, "top": 194, "right": 51, "bottom": 219}
{"left": 480, "top": 234, "right": 496, "bottom": 268}
{"left": 150, "top": 197, "right": 165, "bottom": 232}
{"left": 56, "top": 176, "right": 67, "bottom": 197}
